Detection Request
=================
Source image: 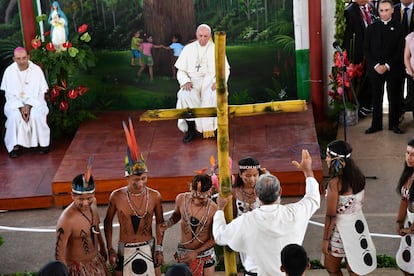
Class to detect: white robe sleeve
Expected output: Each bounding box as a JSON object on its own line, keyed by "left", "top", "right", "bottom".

{"left": 213, "top": 210, "right": 245, "bottom": 249}
{"left": 24, "top": 63, "right": 49, "bottom": 108}
{"left": 284, "top": 177, "right": 321, "bottom": 243}
{"left": 2, "top": 66, "right": 25, "bottom": 109}
{"left": 175, "top": 43, "right": 194, "bottom": 87}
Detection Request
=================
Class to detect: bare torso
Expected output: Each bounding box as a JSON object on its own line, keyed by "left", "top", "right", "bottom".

{"left": 56, "top": 202, "right": 101, "bottom": 264}
{"left": 177, "top": 192, "right": 217, "bottom": 250}
{"left": 111, "top": 187, "right": 161, "bottom": 243}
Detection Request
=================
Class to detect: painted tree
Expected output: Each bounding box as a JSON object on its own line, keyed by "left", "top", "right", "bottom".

{"left": 143, "top": 0, "right": 196, "bottom": 75}
{"left": 4, "top": 0, "right": 17, "bottom": 24}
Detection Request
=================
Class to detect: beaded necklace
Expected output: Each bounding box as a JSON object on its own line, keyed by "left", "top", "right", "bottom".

{"left": 126, "top": 188, "right": 149, "bottom": 219}
{"left": 77, "top": 206, "right": 99, "bottom": 246}
{"left": 128, "top": 188, "right": 146, "bottom": 197}
{"left": 181, "top": 193, "right": 211, "bottom": 245}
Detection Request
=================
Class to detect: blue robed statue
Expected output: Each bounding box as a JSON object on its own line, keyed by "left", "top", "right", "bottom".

{"left": 48, "top": 1, "right": 68, "bottom": 49}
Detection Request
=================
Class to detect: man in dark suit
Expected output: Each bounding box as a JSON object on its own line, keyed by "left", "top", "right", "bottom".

{"left": 393, "top": 0, "right": 414, "bottom": 117}
{"left": 364, "top": 0, "right": 405, "bottom": 134}
{"left": 343, "top": 0, "right": 377, "bottom": 118}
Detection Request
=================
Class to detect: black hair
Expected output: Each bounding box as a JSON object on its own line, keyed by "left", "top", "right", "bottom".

{"left": 327, "top": 140, "right": 365, "bottom": 194}
{"left": 281, "top": 244, "right": 308, "bottom": 276}
{"left": 191, "top": 174, "right": 212, "bottom": 192}
{"left": 233, "top": 157, "right": 263, "bottom": 188}
{"left": 397, "top": 138, "right": 414, "bottom": 202}
{"left": 39, "top": 261, "right": 69, "bottom": 276}
{"left": 165, "top": 263, "right": 192, "bottom": 276}
{"left": 143, "top": 33, "right": 152, "bottom": 42}
{"left": 173, "top": 34, "right": 182, "bottom": 43}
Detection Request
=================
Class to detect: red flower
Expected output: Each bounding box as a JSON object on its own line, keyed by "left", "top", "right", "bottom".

{"left": 59, "top": 100, "right": 69, "bottom": 111}
{"left": 76, "top": 85, "right": 88, "bottom": 96}
{"left": 328, "top": 90, "right": 336, "bottom": 97}
{"left": 46, "top": 42, "right": 55, "bottom": 52}
{"left": 347, "top": 63, "right": 364, "bottom": 79}
{"left": 31, "top": 38, "right": 41, "bottom": 49}
{"left": 78, "top": 24, "right": 88, "bottom": 34}
{"left": 43, "top": 30, "right": 50, "bottom": 36}
{"left": 273, "top": 66, "right": 280, "bottom": 78}
{"left": 334, "top": 51, "right": 350, "bottom": 68}
{"left": 62, "top": 41, "right": 72, "bottom": 49}
{"left": 211, "top": 173, "right": 219, "bottom": 192}
{"left": 68, "top": 89, "right": 78, "bottom": 100}
{"left": 50, "top": 86, "right": 60, "bottom": 101}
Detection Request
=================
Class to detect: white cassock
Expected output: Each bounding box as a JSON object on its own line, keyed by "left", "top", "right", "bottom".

{"left": 1, "top": 61, "right": 50, "bottom": 152}
{"left": 175, "top": 39, "right": 230, "bottom": 136}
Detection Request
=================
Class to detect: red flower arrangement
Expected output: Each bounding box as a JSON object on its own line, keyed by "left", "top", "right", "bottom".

{"left": 328, "top": 51, "right": 364, "bottom": 111}
{"left": 29, "top": 19, "right": 95, "bottom": 138}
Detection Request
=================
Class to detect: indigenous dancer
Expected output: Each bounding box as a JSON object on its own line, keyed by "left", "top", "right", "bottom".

{"left": 323, "top": 140, "right": 377, "bottom": 275}
{"left": 175, "top": 23, "right": 230, "bottom": 143}
{"left": 231, "top": 157, "right": 265, "bottom": 274}
{"left": 55, "top": 156, "right": 110, "bottom": 275}
{"left": 161, "top": 174, "right": 218, "bottom": 276}
{"left": 104, "top": 118, "right": 164, "bottom": 276}
{"left": 395, "top": 138, "right": 414, "bottom": 275}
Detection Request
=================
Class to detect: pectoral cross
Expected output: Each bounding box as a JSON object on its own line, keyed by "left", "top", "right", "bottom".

{"left": 139, "top": 32, "right": 306, "bottom": 275}
{"left": 195, "top": 64, "right": 201, "bottom": 72}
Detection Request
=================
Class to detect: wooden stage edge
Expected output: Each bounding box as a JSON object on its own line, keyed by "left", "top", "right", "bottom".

{"left": 1, "top": 107, "right": 323, "bottom": 210}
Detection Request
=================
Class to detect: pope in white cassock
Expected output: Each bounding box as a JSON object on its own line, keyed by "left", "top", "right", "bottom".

{"left": 213, "top": 149, "right": 320, "bottom": 276}
{"left": 175, "top": 24, "right": 230, "bottom": 143}
{"left": 1, "top": 47, "right": 50, "bottom": 158}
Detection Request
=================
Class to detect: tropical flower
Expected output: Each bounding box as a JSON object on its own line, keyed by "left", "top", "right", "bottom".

{"left": 30, "top": 19, "right": 96, "bottom": 138}
{"left": 328, "top": 50, "right": 364, "bottom": 111}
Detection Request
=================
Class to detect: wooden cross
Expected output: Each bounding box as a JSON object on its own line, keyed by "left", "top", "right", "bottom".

{"left": 140, "top": 32, "right": 306, "bottom": 276}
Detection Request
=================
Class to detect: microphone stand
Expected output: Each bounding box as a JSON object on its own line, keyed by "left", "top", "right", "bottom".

{"left": 337, "top": 49, "right": 347, "bottom": 142}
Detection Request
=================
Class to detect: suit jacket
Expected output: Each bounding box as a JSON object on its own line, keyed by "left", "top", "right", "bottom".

{"left": 343, "top": 2, "right": 377, "bottom": 64}
{"left": 392, "top": 3, "right": 414, "bottom": 36}
{"left": 364, "top": 19, "right": 404, "bottom": 76}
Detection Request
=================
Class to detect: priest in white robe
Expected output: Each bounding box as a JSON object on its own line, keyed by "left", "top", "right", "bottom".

{"left": 1, "top": 47, "right": 50, "bottom": 158}
{"left": 175, "top": 24, "right": 230, "bottom": 143}
{"left": 213, "top": 149, "right": 320, "bottom": 276}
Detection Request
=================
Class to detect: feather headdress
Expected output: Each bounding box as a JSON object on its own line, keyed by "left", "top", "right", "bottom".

{"left": 72, "top": 155, "right": 95, "bottom": 194}
{"left": 123, "top": 118, "right": 147, "bottom": 176}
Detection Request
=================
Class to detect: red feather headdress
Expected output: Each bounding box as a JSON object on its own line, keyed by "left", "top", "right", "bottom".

{"left": 123, "top": 118, "right": 147, "bottom": 176}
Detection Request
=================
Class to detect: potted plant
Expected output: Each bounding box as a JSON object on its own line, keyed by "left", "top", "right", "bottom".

{"left": 328, "top": 49, "right": 364, "bottom": 126}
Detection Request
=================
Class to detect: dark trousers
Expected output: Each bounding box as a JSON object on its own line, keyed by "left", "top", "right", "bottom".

{"left": 368, "top": 71, "right": 404, "bottom": 129}
{"left": 357, "top": 72, "right": 372, "bottom": 110}
{"left": 405, "top": 75, "right": 414, "bottom": 113}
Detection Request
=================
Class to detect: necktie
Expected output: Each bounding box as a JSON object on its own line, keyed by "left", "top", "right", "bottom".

{"left": 362, "top": 6, "right": 372, "bottom": 26}
{"left": 402, "top": 7, "right": 409, "bottom": 35}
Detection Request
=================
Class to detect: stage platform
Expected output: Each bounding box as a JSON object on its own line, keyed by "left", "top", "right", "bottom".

{"left": 0, "top": 107, "right": 323, "bottom": 210}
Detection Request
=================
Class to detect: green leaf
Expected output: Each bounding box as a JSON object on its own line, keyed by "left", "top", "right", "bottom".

{"left": 68, "top": 47, "right": 79, "bottom": 57}
{"left": 36, "top": 14, "right": 47, "bottom": 22}
{"left": 80, "top": 32, "right": 91, "bottom": 42}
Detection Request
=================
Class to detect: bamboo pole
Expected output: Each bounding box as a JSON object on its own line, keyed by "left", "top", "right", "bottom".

{"left": 215, "top": 31, "right": 238, "bottom": 276}
{"left": 139, "top": 100, "right": 307, "bottom": 121}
